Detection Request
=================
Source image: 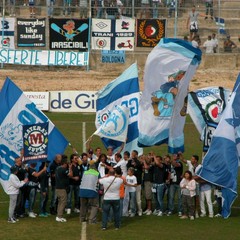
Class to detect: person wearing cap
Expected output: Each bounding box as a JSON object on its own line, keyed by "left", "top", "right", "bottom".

{"left": 224, "top": 35, "right": 237, "bottom": 53}
{"left": 7, "top": 165, "right": 28, "bottom": 223}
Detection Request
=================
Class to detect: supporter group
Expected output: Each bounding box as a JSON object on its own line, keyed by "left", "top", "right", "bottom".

{"left": 8, "top": 142, "right": 221, "bottom": 230}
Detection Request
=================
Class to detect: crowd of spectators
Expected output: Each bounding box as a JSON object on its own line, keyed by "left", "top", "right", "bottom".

{"left": 7, "top": 143, "right": 222, "bottom": 228}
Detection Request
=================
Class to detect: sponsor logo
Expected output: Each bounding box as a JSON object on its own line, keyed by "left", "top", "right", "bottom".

{"left": 96, "top": 21, "right": 108, "bottom": 29}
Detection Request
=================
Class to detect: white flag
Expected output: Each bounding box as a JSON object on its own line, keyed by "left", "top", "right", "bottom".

{"left": 94, "top": 105, "right": 129, "bottom": 142}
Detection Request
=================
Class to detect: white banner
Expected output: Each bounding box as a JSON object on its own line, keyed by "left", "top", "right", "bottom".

{"left": 0, "top": 18, "right": 15, "bottom": 49}
{"left": 0, "top": 48, "right": 89, "bottom": 66}
{"left": 24, "top": 92, "right": 49, "bottom": 111}
{"left": 50, "top": 91, "right": 97, "bottom": 112}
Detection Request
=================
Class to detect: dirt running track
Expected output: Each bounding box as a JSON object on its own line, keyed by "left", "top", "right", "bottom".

{"left": 0, "top": 67, "right": 239, "bottom": 92}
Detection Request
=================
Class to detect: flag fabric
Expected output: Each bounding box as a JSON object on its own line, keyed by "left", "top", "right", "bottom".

{"left": 94, "top": 105, "right": 129, "bottom": 142}
{"left": 188, "top": 86, "right": 230, "bottom": 152}
{"left": 0, "top": 78, "right": 68, "bottom": 193}
{"left": 197, "top": 74, "right": 240, "bottom": 218}
{"left": 138, "top": 38, "right": 201, "bottom": 153}
{"left": 215, "top": 17, "right": 226, "bottom": 35}
{"left": 95, "top": 63, "right": 142, "bottom": 154}
{"left": 23, "top": 122, "right": 49, "bottom": 162}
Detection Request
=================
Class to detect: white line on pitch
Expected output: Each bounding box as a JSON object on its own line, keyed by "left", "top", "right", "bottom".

{"left": 81, "top": 222, "right": 87, "bottom": 240}
{"left": 82, "top": 122, "right": 86, "bottom": 153}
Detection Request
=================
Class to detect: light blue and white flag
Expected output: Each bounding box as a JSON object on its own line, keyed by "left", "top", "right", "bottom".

{"left": 96, "top": 63, "right": 142, "bottom": 154}
{"left": 0, "top": 78, "right": 68, "bottom": 193}
{"left": 198, "top": 74, "right": 240, "bottom": 218}
{"left": 138, "top": 38, "right": 201, "bottom": 153}
{"left": 94, "top": 105, "right": 129, "bottom": 142}
{"left": 188, "top": 86, "right": 230, "bottom": 152}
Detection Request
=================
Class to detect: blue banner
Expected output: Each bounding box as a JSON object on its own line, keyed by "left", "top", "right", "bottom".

{"left": 23, "top": 122, "right": 49, "bottom": 162}
{"left": 101, "top": 50, "right": 125, "bottom": 63}
{"left": 0, "top": 78, "right": 68, "bottom": 193}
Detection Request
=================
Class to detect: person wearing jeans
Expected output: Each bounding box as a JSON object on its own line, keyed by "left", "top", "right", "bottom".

{"left": 167, "top": 154, "right": 183, "bottom": 216}
{"left": 152, "top": 155, "right": 170, "bottom": 216}
{"left": 126, "top": 150, "right": 143, "bottom": 216}
{"left": 99, "top": 169, "right": 123, "bottom": 230}
{"left": 27, "top": 163, "right": 47, "bottom": 218}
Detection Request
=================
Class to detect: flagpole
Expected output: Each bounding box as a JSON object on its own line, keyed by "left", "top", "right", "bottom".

{"left": 218, "top": 0, "right": 221, "bottom": 54}
{"left": 174, "top": 0, "right": 178, "bottom": 38}
{"left": 1, "top": 0, "right": 5, "bottom": 69}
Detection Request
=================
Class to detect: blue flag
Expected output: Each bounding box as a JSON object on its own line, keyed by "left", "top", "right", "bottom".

{"left": 198, "top": 75, "right": 240, "bottom": 218}
{"left": 0, "top": 78, "right": 68, "bottom": 192}
{"left": 138, "top": 38, "right": 201, "bottom": 153}
{"left": 95, "top": 63, "right": 142, "bottom": 154}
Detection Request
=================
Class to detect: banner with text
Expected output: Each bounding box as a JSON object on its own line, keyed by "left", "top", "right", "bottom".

{"left": 49, "top": 18, "right": 89, "bottom": 50}
{"left": 101, "top": 50, "right": 125, "bottom": 63}
{"left": 50, "top": 91, "right": 97, "bottom": 112}
{"left": 0, "top": 18, "right": 15, "bottom": 49}
{"left": 17, "top": 18, "right": 46, "bottom": 47}
{"left": 23, "top": 122, "right": 49, "bottom": 162}
{"left": 92, "top": 18, "right": 135, "bottom": 51}
{"left": 136, "top": 19, "right": 166, "bottom": 48}
{"left": 0, "top": 48, "right": 89, "bottom": 66}
{"left": 24, "top": 92, "right": 49, "bottom": 111}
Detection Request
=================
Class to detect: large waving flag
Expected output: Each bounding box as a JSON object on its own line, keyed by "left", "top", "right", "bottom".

{"left": 198, "top": 74, "right": 240, "bottom": 218}
{"left": 138, "top": 38, "right": 201, "bottom": 153}
{"left": 0, "top": 78, "right": 68, "bottom": 192}
{"left": 188, "top": 86, "right": 230, "bottom": 152}
{"left": 96, "top": 63, "right": 142, "bottom": 154}
{"left": 94, "top": 105, "right": 129, "bottom": 142}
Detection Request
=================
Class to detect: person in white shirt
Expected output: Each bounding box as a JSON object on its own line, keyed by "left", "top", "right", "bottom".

{"left": 99, "top": 169, "right": 123, "bottom": 230}
{"left": 7, "top": 166, "right": 28, "bottom": 223}
{"left": 125, "top": 167, "right": 137, "bottom": 217}
{"left": 180, "top": 170, "right": 196, "bottom": 220}
{"left": 203, "top": 35, "right": 215, "bottom": 54}
{"left": 113, "top": 153, "right": 127, "bottom": 177}
{"left": 179, "top": 153, "right": 201, "bottom": 218}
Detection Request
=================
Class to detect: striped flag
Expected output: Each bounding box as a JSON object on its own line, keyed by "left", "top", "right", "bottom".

{"left": 95, "top": 63, "right": 142, "bottom": 154}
